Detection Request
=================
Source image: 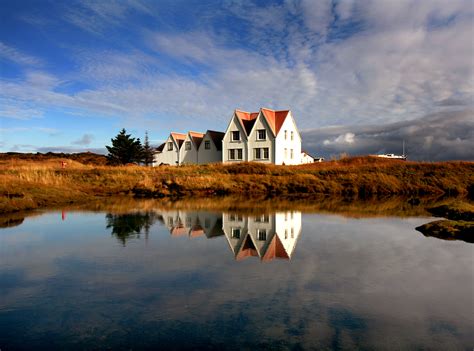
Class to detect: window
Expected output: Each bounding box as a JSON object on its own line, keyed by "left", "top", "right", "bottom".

{"left": 255, "top": 214, "right": 269, "bottom": 223}
{"left": 291, "top": 228, "right": 294, "bottom": 238}
{"left": 285, "top": 229, "right": 288, "bottom": 239}
{"left": 230, "top": 213, "right": 242, "bottom": 222}
{"left": 284, "top": 130, "right": 287, "bottom": 140}
{"left": 229, "top": 149, "right": 243, "bottom": 160}
{"left": 185, "top": 141, "right": 191, "bottom": 150}
{"left": 232, "top": 131, "right": 240, "bottom": 141}
{"left": 284, "top": 148, "right": 287, "bottom": 159}
{"left": 167, "top": 142, "right": 173, "bottom": 151}
{"left": 291, "top": 131, "right": 294, "bottom": 140}
{"left": 168, "top": 217, "right": 174, "bottom": 226}
{"left": 257, "top": 229, "right": 267, "bottom": 241}
{"left": 255, "top": 148, "right": 261, "bottom": 159}
{"left": 263, "top": 148, "right": 269, "bottom": 159}
{"left": 257, "top": 129, "right": 266, "bottom": 140}
{"left": 290, "top": 149, "right": 293, "bottom": 159}
{"left": 232, "top": 228, "right": 241, "bottom": 239}
{"left": 204, "top": 140, "right": 211, "bottom": 149}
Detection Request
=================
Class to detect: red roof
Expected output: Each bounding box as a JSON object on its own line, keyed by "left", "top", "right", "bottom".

{"left": 234, "top": 108, "right": 290, "bottom": 137}
{"left": 261, "top": 233, "right": 290, "bottom": 261}
{"left": 261, "top": 108, "right": 289, "bottom": 136}
{"left": 171, "top": 132, "right": 186, "bottom": 141}
{"left": 188, "top": 131, "right": 205, "bottom": 149}
{"left": 236, "top": 234, "right": 259, "bottom": 261}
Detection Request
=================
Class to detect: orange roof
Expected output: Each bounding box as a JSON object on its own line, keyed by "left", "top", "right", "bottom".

{"left": 236, "top": 234, "right": 259, "bottom": 261}
{"left": 170, "top": 226, "right": 187, "bottom": 236}
{"left": 190, "top": 225, "right": 205, "bottom": 237}
{"left": 234, "top": 108, "right": 290, "bottom": 137}
{"left": 261, "top": 108, "right": 289, "bottom": 136}
{"left": 171, "top": 132, "right": 186, "bottom": 141}
{"left": 234, "top": 109, "right": 259, "bottom": 135}
{"left": 262, "top": 233, "right": 290, "bottom": 261}
{"left": 188, "top": 131, "right": 205, "bottom": 149}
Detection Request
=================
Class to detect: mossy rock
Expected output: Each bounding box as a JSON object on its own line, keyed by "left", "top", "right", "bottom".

{"left": 416, "top": 220, "right": 474, "bottom": 243}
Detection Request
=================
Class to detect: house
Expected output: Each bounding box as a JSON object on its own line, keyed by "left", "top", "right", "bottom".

{"left": 222, "top": 108, "right": 302, "bottom": 165}
{"left": 198, "top": 130, "right": 225, "bottom": 164}
{"left": 301, "top": 151, "right": 315, "bottom": 164}
{"left": 154, "top": 132, "right": 186, "bottom": 166}
{"left": 179, "top": 131, "right": 204, "bottom": 165}
{"left": 223, "top": 211, "right": 302, "bottom": 261}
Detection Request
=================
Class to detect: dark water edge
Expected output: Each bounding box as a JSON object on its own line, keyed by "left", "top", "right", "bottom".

{"left": 0, "top": 196, "right": 473, "bottom": 350}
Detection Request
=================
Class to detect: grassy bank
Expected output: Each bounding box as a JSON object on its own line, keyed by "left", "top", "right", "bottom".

{"left": 1, "top": 156, "right": 473, "bottom": 213}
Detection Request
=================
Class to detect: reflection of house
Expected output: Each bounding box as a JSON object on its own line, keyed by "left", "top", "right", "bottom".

{"left": 223, "top": 211, "right": 302, "bottom": 261}
{"left": 160, "top": 210, "right": 224, "bottom": 239}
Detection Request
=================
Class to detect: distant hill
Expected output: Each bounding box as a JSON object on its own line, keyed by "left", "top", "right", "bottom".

{"left": 0, "top": 152, "right": 107, "bottom": 165}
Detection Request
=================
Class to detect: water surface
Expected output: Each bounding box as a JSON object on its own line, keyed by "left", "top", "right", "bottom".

{"left": 1, "top": 199, "right": 473, "bottom": 350}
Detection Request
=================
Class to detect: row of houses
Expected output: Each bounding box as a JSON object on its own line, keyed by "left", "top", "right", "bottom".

{"left": 154, "top": 107, "right": 320, "bottom": 166}
{"left": 159, "top": 209, "right": 302, "bottom": 261}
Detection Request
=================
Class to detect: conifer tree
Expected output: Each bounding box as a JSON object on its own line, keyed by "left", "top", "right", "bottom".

{"left": 106, "top": 129, "right": 144, "bottom": 165}
{"left": 142, "top": 131, "right": 155, "bottom": 166}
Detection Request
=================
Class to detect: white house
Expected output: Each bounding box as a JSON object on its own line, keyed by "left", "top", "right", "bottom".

{"left": 154, "top": 132, "right": 186, "bottom": 166}
{"left": 197, "top": 130, "right": 225, "bottom": 164}
{"left": 179, "top": 131, "right": 204, "bottom": 165}
{"left": 222, "top": 108, "right": 302, "bottom": 165}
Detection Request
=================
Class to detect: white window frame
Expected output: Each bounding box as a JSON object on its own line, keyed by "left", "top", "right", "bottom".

{"left": 204, "top": 140, "right": 211, "bottom": 149}
{"left": 185, "top": 141, "right": 191, "bottom": 150}
{"left": 263, "top": 148, "right": 269, "bottom": 160}
{"left": 257, "top": 129, "right": 266, "bottom": 140}
{"left": 167, "top": 142, "right": 173, "bottom": 151}
{"left": 231, "top": 131, "right": 240, "bottom": 141}
{"left": 255, "top": 148, "right": 261, "bottom": 160}
{"left": 257, "top": 229, "right": 267, "bottom": 241}
{"left": 231, "top": 227, "right": 241, "bottom": 239}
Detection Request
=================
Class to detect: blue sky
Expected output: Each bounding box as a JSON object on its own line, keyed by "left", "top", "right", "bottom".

{"left": 1, "top": 0, "right": 473, "bottom": 160}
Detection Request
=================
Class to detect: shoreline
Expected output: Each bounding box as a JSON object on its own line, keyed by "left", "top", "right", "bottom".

{"left": 1, "top": 156, "right": 473, "bottom": 214}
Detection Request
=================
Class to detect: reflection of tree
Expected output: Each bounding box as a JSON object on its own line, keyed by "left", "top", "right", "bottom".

{"left": 106, "top": 212, "right": 157, "bottom": 245}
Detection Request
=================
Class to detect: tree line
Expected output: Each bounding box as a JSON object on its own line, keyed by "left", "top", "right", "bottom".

{"left": 106, "top": 129, "right": 156, "bottom": 166}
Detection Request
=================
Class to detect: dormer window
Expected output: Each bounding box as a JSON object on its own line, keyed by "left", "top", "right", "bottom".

{"left": 257, "top": 129, "right": 266, "bottom": 140}
{"left": 204, "top": 140, "right": 211, "bottom": 149}
{"left": 185, "top": 141, "right": 191, "bottom": 150}
{"left": 167, "top": 142, "right": 173, "bottom": 151}
{"left": 231, "top": 131, "right": 240, "bottom": 141}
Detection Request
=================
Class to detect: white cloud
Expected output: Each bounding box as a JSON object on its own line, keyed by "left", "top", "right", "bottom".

{"left": 0, "top": 42, "right": 42, "bottom": 66}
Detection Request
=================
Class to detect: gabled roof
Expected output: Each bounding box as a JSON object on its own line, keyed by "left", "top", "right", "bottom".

{"left": 260, "top": 108, "right": 290, "bottom": 137}
{"left": 233, "top": 108, "right": 291, "bottom": 137}
{"left": 261, "top": 233, "right": 290, "bottom": 261}
{"left": 170, "top": 132, "right": 186, "bottom": 148}
{"left": 234, "top": 109, "right": 259, "bottom": 136}
{"left": 156, "top": 143, "right": 165, "bottom": 152}
{"left": 206, "top": 130, "right": 225, "bottom": 151}
{"left": 188, "top": 131, "right": 205, "bottom": 149}
{"left": 236, "top": 233, "right": 259, "bottom": 261}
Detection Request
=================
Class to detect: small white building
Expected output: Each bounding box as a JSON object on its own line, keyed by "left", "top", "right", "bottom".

{"left": 154, "top": 132, "right": 186, "bottom": 166}
{"left": 179, "top": 131, "right": 205, "bottom": 165}
{"left": 222, "top": 108, "right": 302, "bottom": 165}
{"left": 197, "top": 130, "right": 225, "bottom": 164}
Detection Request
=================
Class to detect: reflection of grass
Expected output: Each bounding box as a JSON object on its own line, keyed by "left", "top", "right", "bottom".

{"left": 1, "top": 156, "right": 473, "bottom": 213}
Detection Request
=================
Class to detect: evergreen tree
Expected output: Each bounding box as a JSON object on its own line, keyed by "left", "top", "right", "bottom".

{"left": 106, "top": 129, "right": 144, "bottom": 165}
{"left": 142, "top": 131, "right": 155, "bottom": 166}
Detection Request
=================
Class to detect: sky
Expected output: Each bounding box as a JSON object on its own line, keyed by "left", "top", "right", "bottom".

{"left": 0, "top": 0, "right": 473, "bottom": 160}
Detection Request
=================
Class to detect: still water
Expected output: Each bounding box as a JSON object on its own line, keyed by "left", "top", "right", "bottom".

{"left": 0, "top": 199, "right": 473, "bottom": 350}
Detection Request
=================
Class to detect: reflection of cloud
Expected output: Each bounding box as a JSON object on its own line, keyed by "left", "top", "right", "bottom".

{"left": 302, "top": 109, "right": 474, "bottom": 160}
{"left": 0, "top": 209, "right": 473, "bottom": 349}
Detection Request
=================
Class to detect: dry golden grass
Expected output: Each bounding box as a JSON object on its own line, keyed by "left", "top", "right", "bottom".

{"left": 1, "top": 156, "right": 473, "bottom": 213}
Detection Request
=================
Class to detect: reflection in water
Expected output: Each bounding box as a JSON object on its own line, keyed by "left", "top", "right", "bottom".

{"left": 158, "top": 210, "right": 302, "bottom": 261}
{"left": 1, "top": 204, "right": 473, "bottom": 350}
{"left": 106, "top": 212, "right": 158, "bottom": 245}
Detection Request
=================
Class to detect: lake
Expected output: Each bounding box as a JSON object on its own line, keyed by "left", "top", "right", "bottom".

{"left": 0, "top": 197, "right": 473, "bottom": 350}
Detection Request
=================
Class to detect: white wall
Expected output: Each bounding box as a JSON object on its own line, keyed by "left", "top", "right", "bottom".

{"left": 274, "top": 112, "right": 302, "bottom": 165}
{"left": 274, "top": 211, "right": 302, "bottom": 258}
{"left": 222, "top": 114, "right": 248, "bottom": 163}
{"left": 154, "top": 135, "right": 179, "bottom": 166}
{"left": 247, "top": 113, "right": 275, "bottom": 163}
{"left": 301, "top": 153, "right": 314, "bottom": 164}
{"left": 198, "top": 133, "right": 222, "bottom": 164}
{"left": 179, "top": 134, "right": 198, "bottom": 165}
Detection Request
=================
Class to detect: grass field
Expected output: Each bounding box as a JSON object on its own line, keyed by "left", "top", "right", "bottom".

{"left": 1, "top": 155, "right": 473, "bottom": 213}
